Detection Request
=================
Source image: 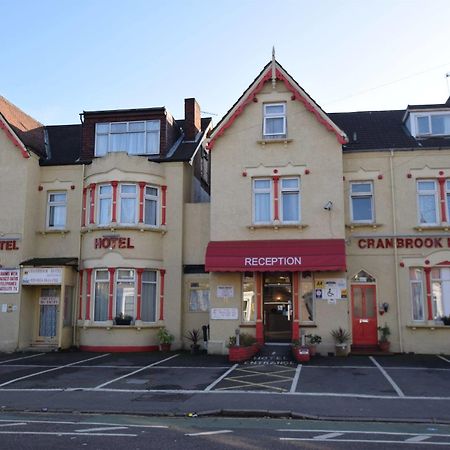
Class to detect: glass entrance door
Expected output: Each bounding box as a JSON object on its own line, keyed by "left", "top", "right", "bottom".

{"left": 38, "top": 288, "right": 59, "bottom": 341}
{"left": 263, "top": 272, "right": 292, "bottom": 342}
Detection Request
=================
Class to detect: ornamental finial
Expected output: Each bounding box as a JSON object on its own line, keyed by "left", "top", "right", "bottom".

{"left": 271, "top": 46, "right": 276, "bottom": 89}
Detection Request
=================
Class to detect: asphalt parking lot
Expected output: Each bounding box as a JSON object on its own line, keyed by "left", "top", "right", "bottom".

{"left": 0, "top": 351, "right": 450, "bottom": 400}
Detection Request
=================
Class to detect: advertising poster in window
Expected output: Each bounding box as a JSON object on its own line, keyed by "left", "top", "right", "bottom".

{"left": 0, "top": 269, "right": 20, "bottom": 293}
{"left": 210, "top": 308, "right": 239, "bottom": 320}
{"left": 315, "top": 279, "right": 347, "bottom": 301}
{"left": 22, "top": 268, "right": 63, "bottom": 285}
{"left": 216, "top": 285, "right": 234, "bottom": 299}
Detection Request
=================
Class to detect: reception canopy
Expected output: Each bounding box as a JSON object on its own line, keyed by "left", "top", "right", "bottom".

{"left": 205, "top": 239, "right": 346, "bottom": 272}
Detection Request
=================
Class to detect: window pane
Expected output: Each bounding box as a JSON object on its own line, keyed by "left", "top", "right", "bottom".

{"left": 146, "top": 186, "right": 158, "bottom": 196}
{"left": 115, "top": 281, "right": 135, "bottom": 318}
{"left": 300, "top": 276, "right": 314, "bottom": 322}
{"left": 282, "top": 192, "right": 299, "bottom": 221}
{"left": 98, "top": 198, "right": 111, "bottom": 225}
{"left": 94, "top": 281, "right": 108, "bottom": 321}
{"left": 418, "top": 181, "right": 436, "bottom": 191}
{"left": 189, "top": 284, "right": 210, "bottom": 312}
{"left": 417, "top": 116, "right": 429, "bottom": 135}
{"left": 242, "top": 274, "right": 256, "bottom": 322}
{"left": 96, "top": 123, "right": 109, "bottom": 133}
{"left": 141, "top": 274, "right": 156, "bottom": 322}
{"left": 146, "top": 132, "right": 159, "bottom": 154}
{"left": 128, "top": 132, "right": 145, "bottom": 154}
{"left": 265, "top": 104, "right": 284, "bottom": 114}
{"left": 352, "top": 287, "right": 363, "bottom": 318}
{"left": 96, "top": 135, "right": 108, "bottom": 156}
{"left": 111, "top": 123, "right": 127, "bottom": 133}
{"left": 142, "top": 271, "right": 156, "bottom": 282}
{"left": 351, "top": 183, "right": 371, "bottom": 193}
{"left": 121, "top": 185, "right": 136, "bottom": 194}
{"left": 254, "top": 179, "right": 271, "bottom": 189}
{"left": 146, "top": 120, "right": 160, "bottom": 131}
{"left": 110, "top": 133, "right": 128, "bottom": 152}
{"left": 99, "top": 185, "right": 111, "bottom": 195}
{"left": 352, "top": 197, "right": 372, "bottom": 221}
{"left": 255, "top": 192, "right": 270, "bottom": 222}
{"left": 145, "top": 198, "right": 157, "bottom": 226}
{"left": 49, "top": 205, "right": 66, "bottom": 227}
{"left": 418, "top": 194, "right": 437, "bottom": 223}
{"left": 129, "top": 121, "right": 145, "bottom": 132}
{"left": 281, "top": 178, "right": 299, "bottom": 189}
{"left": 50, "top": 193, "right": 66, "bottom": 202}
{"left": 431, "top": 115, "right": 450, "bottom": 135}
{"left": 265, "top": 117, "right": 284, "bottom": 134}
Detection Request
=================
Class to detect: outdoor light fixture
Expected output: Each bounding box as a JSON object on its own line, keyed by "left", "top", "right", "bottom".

{"left": 323, "top": 201, "right": 333, "bottom": 211}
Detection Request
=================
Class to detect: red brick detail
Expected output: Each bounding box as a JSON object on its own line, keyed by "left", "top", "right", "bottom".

{"left": 108, "top": 268, "right": 116, "bottom": 320}
{"left": 159, "top": 269, "right": 166, "bottom": 321}
{"left": 111, "top": 181, "right": 118, "bottom": 223}
{"left": 424, "top": 267, "right": 433, "bottom": 320}
{"left": 161, "top": 185, "right": 167, "bottom": 226}
{"left": 78, "top": 270, "right": 83, "bottom": 320}
{"left": 273, "top": 176, "right": 279, "bottom": 221}
{"left": 136, "top": 269, "right": 144, "bottom": 321}
{"left": 0, "top": 119, "right": 30, "bottom": 158}
{"left": 89, "top": 183, "right": 96, "bottom": 224}
{"left": 85, "top": 269, "right": 93, "bottom": 320}
{"left": 138, "top": 182, "right": 146, "bottom": 223}
{"left": 228, "top": 343, "right": 260, "bottom": 362}
{"left": 438, "top": 177, "right": 447, "bottom": 223}
{"left": 81, "top": 188, "right": 87, "bottom": 227}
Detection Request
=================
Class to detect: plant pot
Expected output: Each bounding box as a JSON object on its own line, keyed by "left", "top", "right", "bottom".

{"left": 378, "top": 340, "right": 390, "bottom": 352}
{"left": 228, "top": 344, "right": 259, "bottom": 362}
{"left": 190, "top": 344, "right": 201, "bottom": 355}
{"left": 292, "top": 345, "right": 310, "bottom": 362}
{"left": 160, "top": 343, "right": 171, "bottom": 352}
{"left": 308, "top": 344, "right": 317, "bottom": 357}
{"left": 114, "top": 318, "right": 132, "bottom": 325}
{"left": 335, "top": 343, "right": 349, "bottom": 357}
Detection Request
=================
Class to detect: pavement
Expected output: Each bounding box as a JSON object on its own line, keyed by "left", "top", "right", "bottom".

{"left": 1, "top": 350, "right": 450, "bottom": 423}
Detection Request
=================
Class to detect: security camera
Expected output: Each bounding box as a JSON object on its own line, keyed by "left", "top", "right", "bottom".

{"left": 323, "top": 201, "right": 333, "bottom": 211}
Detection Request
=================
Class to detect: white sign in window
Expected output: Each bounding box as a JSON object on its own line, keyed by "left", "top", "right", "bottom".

{"left": 210, "top": 308, "right": 239, "bottom": 320}
{"left": 217, "top": 285, "right": 234, "bottom": 298}
{"left": 22, "top": 268, "right": 63, "bottom": 285}
{"left": 0, "top": 269, "right": 20, "bottom": 293}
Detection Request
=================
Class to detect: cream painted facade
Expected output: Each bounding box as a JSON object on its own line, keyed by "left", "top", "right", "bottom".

{"left": 1, "top": 61, "right": 450, "bottom": 355}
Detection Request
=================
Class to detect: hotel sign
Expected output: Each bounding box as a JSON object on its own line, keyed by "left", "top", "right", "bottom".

{"left": 0, "top": 239, "right": 19, "bottom": 251}
{"left": 358, "top": 237, "right": 450, "bottom": 249}
{"left": 94, "top": 236, "right": 134, "bottom": 249}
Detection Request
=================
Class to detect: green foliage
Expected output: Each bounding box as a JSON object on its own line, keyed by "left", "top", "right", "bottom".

{"left": 184, "top": 328, "right": 201, "bottom": 345}
{"left": 377, "top": 323, "right": 391, "bottom": 342}
{"left": 157, "top": 327, "right": 174, "bottom": 344}
{"left": 226, "top": 332, "right": 256, "bottom": 348}
{"left": 305, "top": 334, "right": 322, "bottom": 344}
{"left": 331, "top": 327, "right": 351, "bottom": 344}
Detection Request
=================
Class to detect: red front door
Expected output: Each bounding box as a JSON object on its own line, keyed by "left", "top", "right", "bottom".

{"left": 351, "top": 284, "right": 377, "bottom": 346}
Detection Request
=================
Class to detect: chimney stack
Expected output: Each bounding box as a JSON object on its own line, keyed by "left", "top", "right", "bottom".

{"left": 184, "top": 98, "right": 201, "bottom": 141}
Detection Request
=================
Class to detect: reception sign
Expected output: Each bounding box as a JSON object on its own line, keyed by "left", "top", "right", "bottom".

{"left": 22, "top": 268, "right": 63, "bottom": 285}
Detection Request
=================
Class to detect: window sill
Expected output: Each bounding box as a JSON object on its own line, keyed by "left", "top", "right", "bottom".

{"left": 414, "top": 224, "right": 450, "bottom": 231}
{"left": 240, "top": 323, "right": 256, "bottom": 327}
{"left": 37, "top": 229, "right": 70, "bottom": 236}
{"left": 81, "top": 224, "right": 167, "bottom": 234}
{"left": 257, "top": 138, "right": 293, "bottom": 146}
{"left": 407, "top": 323, "right": 450, "bottom": 330}
{"left": 78, "top": 321, "right": 161, "bottom": 330}
{"left": 346, "top": 223, "right": 382, "bottom": 230}
{"left": 248, "top": 223, "right": 308, "bottom": 231}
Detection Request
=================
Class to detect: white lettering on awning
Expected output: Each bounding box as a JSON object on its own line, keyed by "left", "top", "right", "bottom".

{"left": 244, "top": 256, "right": 302, "bottom": 266}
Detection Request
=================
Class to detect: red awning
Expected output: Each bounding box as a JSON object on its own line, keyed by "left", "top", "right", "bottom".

{"left": 205, "top": 239, "right": 346, "bottom": 272}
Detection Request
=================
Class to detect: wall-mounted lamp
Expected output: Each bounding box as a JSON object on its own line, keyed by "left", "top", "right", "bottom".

{"left": 323, "top": 201, "right": 333, "bottom": 211}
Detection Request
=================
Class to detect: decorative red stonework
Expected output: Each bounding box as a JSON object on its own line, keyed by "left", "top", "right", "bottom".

{"left": 305, "top": 169, "right": 310, "bottom": 175}
{"left": 407, "top": 173, "right": 412, "bottom": 178}
{"left": 378, "top": 174, "right": 383, "bottom": 180}
{"left": 439, "top": 170, "right": 444, "bottom": 176}
{"left": 399, "top": 262, "right": 405, "bottom": 267}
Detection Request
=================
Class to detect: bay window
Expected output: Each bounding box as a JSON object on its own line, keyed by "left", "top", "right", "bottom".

{"left": 98, "top": 185, "right": 112, "bottom": 225}
{"left": 415, "top": 113, "right": 450, "bottom": 137}
{"left": 95, "top": 120, "right": 160, "bottom": 156}
{"left": 431, "top": 268, "right": 450, "bottom": 320}
{"left": 417, "top": 180, "right": 438, "bottom": 225}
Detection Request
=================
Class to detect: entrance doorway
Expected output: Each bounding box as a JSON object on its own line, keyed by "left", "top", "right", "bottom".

{"left": 263, "top": 272, "right": 292, "bottom": 342}
{"left": 37, "top": 287, "right": 59, "bottom": 343}
{"left": 351, "top": 283, "right": 377, "bottom": 346}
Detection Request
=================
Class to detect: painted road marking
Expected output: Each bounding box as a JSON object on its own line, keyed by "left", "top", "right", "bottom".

{"left": 0, "top": 423, "right": 26, "bottom": 427}
{"left": 0, "top": 431, "right": 137, "bottom": 437}
{"left": 314, "top": 432, "right": 343, "bottom": 439}
{"left": 370, "top": 356, "right": 405, "bottom": 397}
{"left": 405, "top": 435, "right": 431, "bottom": 442}
{"left": 0, "top": 354, "right": 110, "bottom": 387}
{"left": 0, "top": 418, "right": 168, "bottom": 429}
{"left": 186, "top": 430, "right": 233, "bottom": 436}
{"left": 0, "top": 354, "right": 45, "bottom": 364}
{"left": 204, "top": 364, "right": 238, "bottom": 391}
{"left": 280, "top": 437, "right": 450, "bottom": 445}
{"left": 75, "top": 426, "right": 129, "bottom": 432}
{"left": 289, "top": 365, "right": 301, "bottom": 393}
{"left": 438, "top": 355, "right": 450, "bottom": 363}
{"left": 278, "top": 428, "right": 450, "bottom": 438}
{"left": 94, "top": 354, "right": 179, "bottom": 389}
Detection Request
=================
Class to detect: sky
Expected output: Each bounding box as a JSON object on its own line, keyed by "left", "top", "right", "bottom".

{"left": 2, "top": 0, "right": 450, "bottom": 125}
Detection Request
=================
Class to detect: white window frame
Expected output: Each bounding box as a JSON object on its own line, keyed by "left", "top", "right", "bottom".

{"left": 263, "top": 103, "right": 286, "bottom": 138}
{"left": 93, "top": 269, "right": 109, "bottom": 323}
{"left": 141, "top": 270, "right": 158, "bottom": 322}
{"left": 188, "top": 281, "right": 210, "bottom": 313}
{"left": 144, "top": 185, "right": 159, "bottom": 227}
{"left": 409, "top": 268, "right": 425, "bottom": 322}
{"left": 97, "top": 184, "right": 112, "bottom": 225}
{"left": 446, "top": 179, "right": 450, "bottom": 223}
{"left": 414, "top": 112, "right": 450, "bottom": 137}
{"left": 417, "top": 180, "right": 439, "bottom": 225}
{"left": 115, "top": 268, "right": 136, "bottom": 320}
{"left": 119, "top": 184, "right": 138, "bottom": 225}
{"left": 94, "top": 120, "right": 160, "bottom": 156}
{"left": 280, "top": 177, "right": 301, "bottom": 224}
{"left": 242, "top": 273, "right": 256, "bottom": 323}
{"left": 350, "top": 181, "right": 374, "bottom": 223}
{"left": 253, "top": 178, "right": 273, "bottom": 224}
{"left": 47, "top": 191, "right": 67, "bottom": 230}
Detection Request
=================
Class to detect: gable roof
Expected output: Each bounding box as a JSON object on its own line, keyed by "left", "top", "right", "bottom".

{"left": 0, "top": 96, "right": 45, "bottom": 157}
{"left": 208, "top": 60, "right": 348, "bottom": 149}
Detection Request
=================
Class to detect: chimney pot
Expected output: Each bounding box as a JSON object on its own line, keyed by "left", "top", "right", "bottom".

{"left": 184, "top": 98, "right": 201, "bottom": 141}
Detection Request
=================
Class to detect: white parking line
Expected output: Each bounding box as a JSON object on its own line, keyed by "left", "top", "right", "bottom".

{"left": 370, "top": 356, "right": 405, "bottom": 397}
{"left": 0, "top": 418, "right": 167, "bottom": 429}
{"left": 0, "top": 423, "right": 26, "bottom": 427}
{"left": 0, "top": 431, "right": 137, "bottom": 437}
{"left": 0, "top": 354, "right": 45, "bottom": 364}
{"left": 0, "top": 354, "right": 110, "bottom": 387}
{"left": 94, "top": 354, "right": 179, "bottom": 389}
{"left": 204, "top": 364, "right": 238, "bottom": 391}
{"left": 314, "top": 432, "right": 343, "bottom": 440}
{"left": 278, "top": 428, "right": 450, "bottom": 437}
{"left": 186, "top": 430, "right": 232, "bottom": 436}
{"left": 289, "top": 365, "right": 302, "bottom": 393}
{"left": 75, "top": 426, "right": 129, "bottom": 432}
{"left": 280, "top": 437, "right": 450, "bottom": 445}
{"left": 438, "top": 355, "right": 450, "bottom": 363}
{"left": 405, "top": 435, "right": 431, "bottom": 442}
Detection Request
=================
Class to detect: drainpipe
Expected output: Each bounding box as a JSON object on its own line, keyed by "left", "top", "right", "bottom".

{"left": 390, "top": 149, "right": 404, "bottom": 352}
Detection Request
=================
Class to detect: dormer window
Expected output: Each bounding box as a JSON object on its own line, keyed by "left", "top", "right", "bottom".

{"left": 263, "top": 103, "right": 286, "bottom": 138}
{"left": 95, "top": 120, "right": 160, "bottom": 156}
{"left": 413, "top": 113, "right": 450, "bottom": 137}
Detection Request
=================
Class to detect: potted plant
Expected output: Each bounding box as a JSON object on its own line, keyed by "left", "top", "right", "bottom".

{"left": 185, "top": 328, "right": 202, "bottom": 354}
{"left": 291, "top": 339, "right": 310, "bottom": 362}
{"left": 441, "top": 315, "right": 450, "bottom": 326}
{"left": 377, "top": 323, "right": 391, "bottom": 352}
{"left": 305, "top": 334, "right": 322, "bottom": 356}
{"left": 331, "top": 327, "right": 351, "bottom": 356}
{"left": 227, "top": 332, "right": 259, "bottom": 362}
{"left": 157, "top": 326, "right": 174, "bottom": 351}
{"left": 114, "top": 313, "right": 133, "bottom": 325}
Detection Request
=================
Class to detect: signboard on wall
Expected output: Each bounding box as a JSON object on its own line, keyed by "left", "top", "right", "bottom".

{"left": 22, "top": 268, "right": 63, "bottom": 285}
{"left": 39, "top": 295, "right": 60, "bottom": 305}
{"left": 0, "top": 269, "right": 20, "bottom": 293}
{"left": 210, "top": 308, "right": 239, "bottom": 320}
{"left": 315, "top": 279, "right": 347, "bottom": 301}
{"left": 216, "top": 285, "right": 234, "bottom": 298}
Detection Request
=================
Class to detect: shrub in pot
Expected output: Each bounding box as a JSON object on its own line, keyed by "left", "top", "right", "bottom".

{"left": 377, "top": 323, "right": 391, "bottom": 352}
{"left": 305, "top": 334, "right": 322, "bottom": 356}
{"left": 331, "top": 327, "right": 351, "bottom": 356}
{"left": 227, "top": 333, "right": 259, "bottom": 362}
{"left": 157, "top": 326, "right": 174, "bottom": 352}
{"left": 185, "top": 328, "right": 202, "bottom": 354}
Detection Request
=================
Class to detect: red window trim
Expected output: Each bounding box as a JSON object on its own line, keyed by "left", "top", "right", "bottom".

{"left": 161, "top": 185, "right": 167, "bottom": 226}
{"left": 111, "top": 181, "right": 118, "bottom": 223}
{"left": 78, "top": 270, "right": 84, "bottom": 320}
{"left": 107, "top": 268, "right": 116, "bottom": 320}
{"left": 89, "top": 184, "right": 96, "bottom": 225}
{"left": 81, "top": 188, "right": 87, "bottom": 227}
{"left": 136, "top": 268, "right": 144, "bottom": 320}
{"left": 438, "top": 177, "right": 447, "bottom": 223}
{"left": 85, "top": 268, "right": 93, "bottom": 320}
{"left": 159, "top": 269, "right": 166, "bottom": 321}
{"left": 273, "top": 176, "right": 280, "bottom": 221}
{"left": 424, "top": 267, "right": 433, "bottom": 320}
{"left": 138, "top": 182, "right": 146, "bottom": 223}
